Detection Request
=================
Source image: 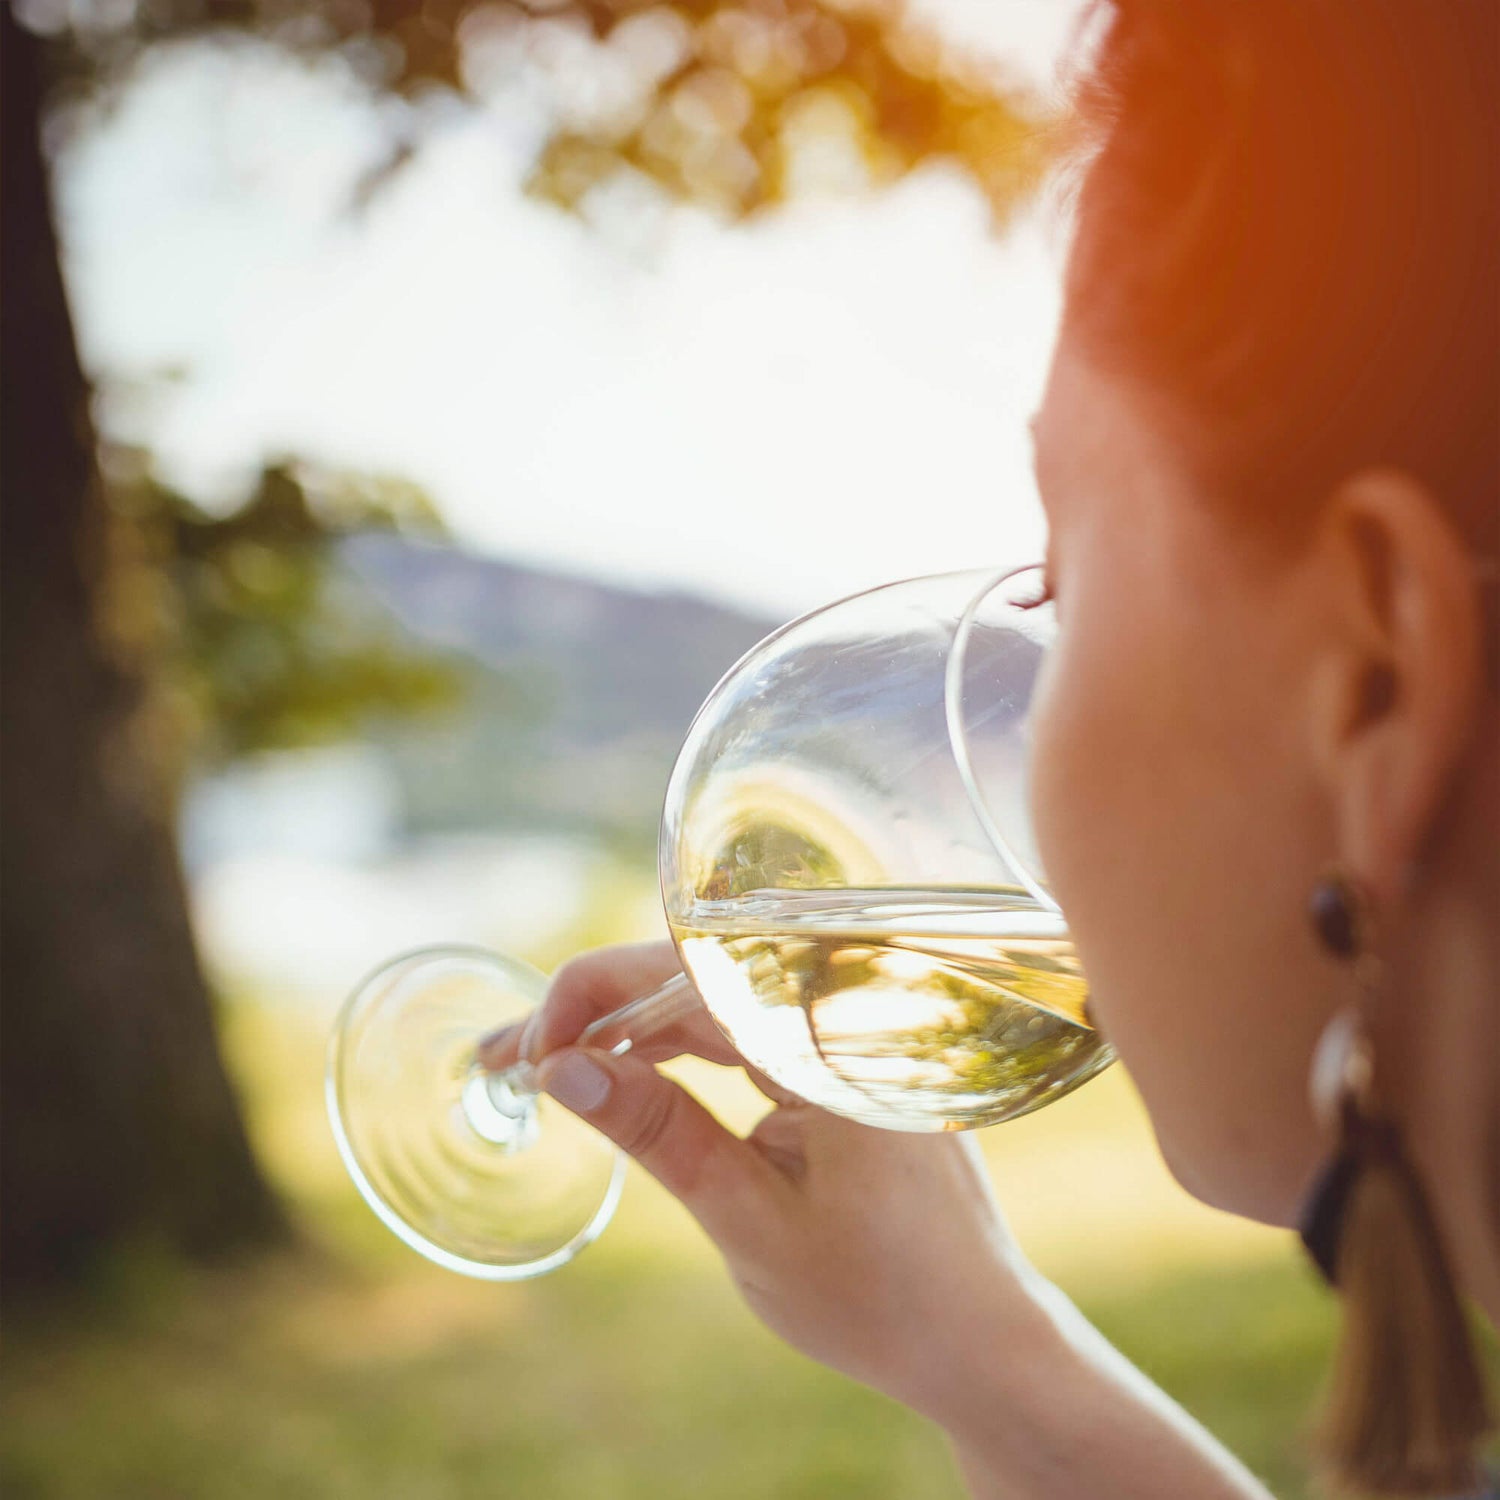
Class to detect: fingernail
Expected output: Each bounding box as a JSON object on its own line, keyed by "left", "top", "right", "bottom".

{"left": 540, "top": 1051, "right": 610, "bottom": 1113}
{"left": 475, "top": 1022, "right": 523, "bottom": 1068}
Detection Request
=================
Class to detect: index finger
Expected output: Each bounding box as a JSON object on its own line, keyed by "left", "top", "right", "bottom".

{"left": 477, "top": 940, "right": 741, "bottom": 1070}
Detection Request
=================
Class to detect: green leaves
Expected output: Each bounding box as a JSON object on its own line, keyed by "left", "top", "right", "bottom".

{"left": 44, "top": 0, "right": 1055, "bottom": 226}
{"left": 100, "top": 453, "right": 464, "bottom": 770}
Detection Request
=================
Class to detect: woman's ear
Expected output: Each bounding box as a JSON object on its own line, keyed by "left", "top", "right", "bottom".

{"left": 1305, "top": 469, "right": 1485, "bottom": 912}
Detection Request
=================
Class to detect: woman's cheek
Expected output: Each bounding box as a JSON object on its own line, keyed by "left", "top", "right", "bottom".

{"left": 1026, "top": 608, "right": 1171, "bottom": 1044}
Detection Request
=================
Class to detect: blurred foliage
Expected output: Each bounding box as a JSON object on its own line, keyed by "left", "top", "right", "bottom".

{"left": 23, "top": 0, "right": 1056, "bottom": 224}
{"left": 517, "top": 2, "right": 1052, "bottom": 220}
{"left": 18, "top": 0, "right": 1061, "bottom": 800}
{"left": 98, "top": 450, "right": 464, "bottom": 776}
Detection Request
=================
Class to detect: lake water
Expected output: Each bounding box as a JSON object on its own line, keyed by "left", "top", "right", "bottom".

{"left": 182, "top": 745, "right": 650, "bottom": 1012}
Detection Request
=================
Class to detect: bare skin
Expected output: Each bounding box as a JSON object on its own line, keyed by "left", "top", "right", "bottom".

{"left": 480, "top": 942, "right": 1274, "bottom": 1500}
{"left": 479, "top": 340, "right": 1497, "bottom": 1496}
{"left": 1027, "top": 350, "right": 1499, "bottom": 1320}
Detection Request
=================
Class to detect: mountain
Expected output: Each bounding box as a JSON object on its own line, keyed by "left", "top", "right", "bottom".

{"left": 339, "top": 534, "right": 782, "bottom": 852}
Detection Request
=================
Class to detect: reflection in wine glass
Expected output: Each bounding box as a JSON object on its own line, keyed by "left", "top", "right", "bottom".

{"left": 328, "top": 564, "right": 1113, "bottom": 1278}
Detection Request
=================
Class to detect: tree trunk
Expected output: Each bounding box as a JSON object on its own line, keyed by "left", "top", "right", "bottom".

{"left": 1, "top": 8, "right": 287, "bottom": 1300}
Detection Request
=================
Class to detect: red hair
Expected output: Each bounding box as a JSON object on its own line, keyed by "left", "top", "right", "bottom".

{"left": 1064, "top": 0, "right": 1497, "bottom": 556}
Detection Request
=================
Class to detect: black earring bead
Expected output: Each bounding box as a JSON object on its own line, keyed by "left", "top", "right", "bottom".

{"left": 1310, "top": 874, "right": 1361, "bottom": 959}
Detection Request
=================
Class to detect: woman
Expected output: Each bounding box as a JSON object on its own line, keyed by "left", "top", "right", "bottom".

{"left": 483, "top": 2, "right": 1498, "bottom": 1493}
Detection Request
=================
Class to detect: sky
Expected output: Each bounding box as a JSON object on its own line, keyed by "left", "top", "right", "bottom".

{"left": 58, "top": 1, "right": 1086, "bottom": 617}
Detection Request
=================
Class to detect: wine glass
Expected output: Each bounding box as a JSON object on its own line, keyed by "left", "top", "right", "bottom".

{"left": 327, "top": 564, "right": 1113, "bottom": 1279}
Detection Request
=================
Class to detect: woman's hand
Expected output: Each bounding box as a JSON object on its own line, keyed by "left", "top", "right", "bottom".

{"left": 476, "top": 939, "right": 1045, "bottom": 1425}
{"left": 479, "top": 942, "right": 1272, "bottom": 1500}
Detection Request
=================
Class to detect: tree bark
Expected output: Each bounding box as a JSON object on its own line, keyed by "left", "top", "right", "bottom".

{"left": 1, "top": 8, "right": 286, "bottom": 1299}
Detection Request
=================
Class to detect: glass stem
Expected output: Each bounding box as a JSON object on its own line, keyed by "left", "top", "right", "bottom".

{"left": 572, "top": 971, "right": 704, "bottom": 1059}
{"left": 492, "top": 971, "right": 703, "bottom": 1099}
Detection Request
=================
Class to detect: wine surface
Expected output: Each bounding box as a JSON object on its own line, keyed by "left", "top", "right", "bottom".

{"left": 671, "top": 887, "right": 1113, "bottom": 1131}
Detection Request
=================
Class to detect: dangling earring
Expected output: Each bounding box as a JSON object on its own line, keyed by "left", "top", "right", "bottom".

{"left": 1299, "top": 870, "right": 1494, "bottom": 1494}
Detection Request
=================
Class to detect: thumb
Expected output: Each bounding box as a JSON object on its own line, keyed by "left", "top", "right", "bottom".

{"left": 535, "top": 1047, "right": 779, "bottom": 1246}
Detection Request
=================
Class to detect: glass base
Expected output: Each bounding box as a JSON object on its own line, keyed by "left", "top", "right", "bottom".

{"left": 327, "top": 946, "right": 624, "bottom": 1280}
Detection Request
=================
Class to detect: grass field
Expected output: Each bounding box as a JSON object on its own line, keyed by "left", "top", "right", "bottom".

{"left": 5, "top": 952, "right": 1493, "bottom": 1498}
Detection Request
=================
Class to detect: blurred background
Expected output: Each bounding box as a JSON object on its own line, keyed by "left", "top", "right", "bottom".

{"left": 3, "top": 1, "right": 1347, "bottom": 1494}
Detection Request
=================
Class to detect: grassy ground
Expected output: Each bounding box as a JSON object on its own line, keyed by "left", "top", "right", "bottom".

{"left": 0, "top": 1244, "right": 1338, "bottom": 1500}
{"left": 5, "top": 960, "right": 1492, "bottom": 1498}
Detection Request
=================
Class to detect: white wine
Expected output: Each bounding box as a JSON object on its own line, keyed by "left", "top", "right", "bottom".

{"left": 671, "top": 887, "right": 1113, "bottom": 1132}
